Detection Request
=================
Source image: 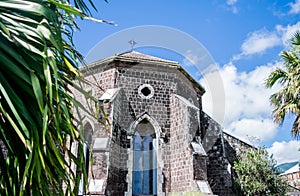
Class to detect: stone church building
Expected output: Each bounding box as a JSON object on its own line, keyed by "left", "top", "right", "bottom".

{"left": 74, "top": 51, "right": 253, "bottom": 195}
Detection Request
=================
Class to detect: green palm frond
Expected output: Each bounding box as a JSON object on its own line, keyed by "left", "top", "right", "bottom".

{"left": 266, "top": 31, "right": 300, "bottom": 138}
{"left": 0, "top": 0, "right": 105, "bottom": 195}
{"left": 291, "top": 31, "right": 300, "bottom": 46}
{"left": 292, "top": 115, "right": 300, "bottom": 139}
{"left": 265, "top": 68, "right": 287, "bottom": 87}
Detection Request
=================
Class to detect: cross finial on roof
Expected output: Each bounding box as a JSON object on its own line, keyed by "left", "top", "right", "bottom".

{"left": 128, "top": 40, "right": 137, "bottom": 51}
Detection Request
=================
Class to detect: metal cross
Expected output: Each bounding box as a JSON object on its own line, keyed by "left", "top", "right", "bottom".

{"left": 128, "top": 40, "right": 137, "bottom": 51}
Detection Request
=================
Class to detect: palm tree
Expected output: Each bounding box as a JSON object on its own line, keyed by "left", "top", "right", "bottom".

{"left": 265, "top": 32, "right": 300, "bottom": 139}
{"left": 0, "top": 0, "right": 106, "bottom": 195}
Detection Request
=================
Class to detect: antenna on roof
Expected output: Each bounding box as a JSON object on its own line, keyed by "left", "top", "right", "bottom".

{"left": 128, "top": 40, "right": 137, "bottom": 51}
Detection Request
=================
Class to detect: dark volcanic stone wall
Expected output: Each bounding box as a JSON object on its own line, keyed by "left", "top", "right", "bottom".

{"left": 106, "top": 89, "right": 132, "bottom": 196}
{"left": 113, "top": 64, "right": 177, "bottom": 193}
{"left": 201, "top": 113, "right": 233, "bottom": 195}
{"left": 169, "top": 95, "right": 198, "bottom": 193}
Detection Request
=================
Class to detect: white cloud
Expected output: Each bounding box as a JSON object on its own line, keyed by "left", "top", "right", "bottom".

{"left": 200, "top": 61, "right": 282, "bottom": 143}
{"left": 289, "top": 0, "right": 300, "bottom": 14}
{"left": 232, "top": 22, "right": 300, "bottom": 61}
{"left": 241, "top": 31, "right": 280, "bottom": 54}
{"left": 276, "top": 21, "right": 300, "bottom": 47}
{"left": 267, "top": 140, "right": 300, "bottom": 164}
{"left": 225, "top": 0, "right": 238, "bottom": 14}
{"left": 228, "top": 118, "right": 277, "bottom": 145}
{"left": 226, "top": 0, "right": 237, "bottom": 6}
{"left": 200, "top": 61, "right": 300, "bottom": 163}
{"left": 233, "top": 30, "right": 281, "bottom": 60}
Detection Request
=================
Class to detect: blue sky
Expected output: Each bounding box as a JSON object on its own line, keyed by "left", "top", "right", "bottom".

{"left": 74, "top": 0, "right": 300, "bottom": 164}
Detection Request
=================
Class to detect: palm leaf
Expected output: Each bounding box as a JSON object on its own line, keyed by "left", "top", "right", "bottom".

{"left": 266, "top": 31, "right": 300, "bottom": 138}
{"left": 0, "top": 0, "right": 107, "bottom": 194}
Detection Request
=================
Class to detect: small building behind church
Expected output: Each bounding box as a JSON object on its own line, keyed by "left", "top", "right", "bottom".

{"left": 73, "top": 51, "right": 253, "bottom": 195}
{"left": 280, "top": 162, "right": 300, "bottom": 190}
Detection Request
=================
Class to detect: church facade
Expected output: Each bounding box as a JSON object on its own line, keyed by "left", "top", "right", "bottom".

{"left": 73, "top": 51, "right": 253, "bottom": 195}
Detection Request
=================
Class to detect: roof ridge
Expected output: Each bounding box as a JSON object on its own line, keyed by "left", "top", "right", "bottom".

{"left": 115, "top": 50, "right": 177, "bottom": 64}
{"left": 117, "top": 50, "right": 138, "bottom": 56}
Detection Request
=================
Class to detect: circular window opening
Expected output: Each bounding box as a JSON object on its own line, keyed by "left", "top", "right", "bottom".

{"left": 141, "top": 87, "right": 151, "bottom": 96}
{"left": 138, "top": 84, "right": 154, "bottom": 99}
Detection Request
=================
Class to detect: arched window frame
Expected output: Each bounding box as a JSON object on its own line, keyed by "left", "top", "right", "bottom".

{"left": 132, "top": 124, "right": 157, "bottom": 195}
{"left": 126, "top": 113, "right": 164, "bottom": 196}
{"left": 78, "top": 121, "right": 93, "bottom": 195}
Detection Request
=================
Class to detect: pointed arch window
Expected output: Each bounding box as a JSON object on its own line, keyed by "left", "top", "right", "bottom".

{"left": 132, "top": 119, "right": 157, "bottom": 196}
{"left": 83, "top": 123, "right": 92, "bottom": 175}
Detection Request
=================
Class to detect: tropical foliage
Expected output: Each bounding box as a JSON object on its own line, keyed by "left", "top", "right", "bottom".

{"left": 0, "top": 0, "right": 106, "bottom": 195}
{"left": 265, "top": 32, "right": 300, "bottom": 138}
{"left": 233, "top": 148, "right": 288, "bottom": 195}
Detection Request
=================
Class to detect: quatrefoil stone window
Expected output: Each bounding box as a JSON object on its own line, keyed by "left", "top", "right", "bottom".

{"left": 138, "top": 84, "right": 154, "bottom": 99}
